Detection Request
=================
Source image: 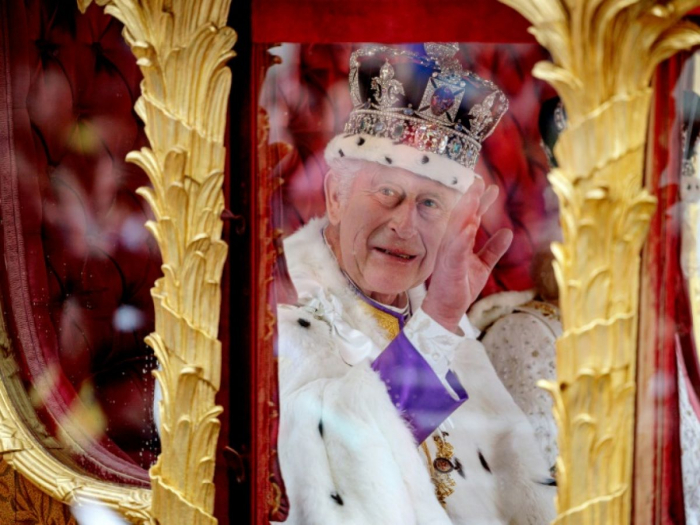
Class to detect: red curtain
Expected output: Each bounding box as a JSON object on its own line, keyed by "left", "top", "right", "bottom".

{"left": 637, "top": 54, "right": 697, "bottom": 524}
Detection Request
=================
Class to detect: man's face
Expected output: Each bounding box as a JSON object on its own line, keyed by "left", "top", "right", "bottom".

{"left": 327, "top": 163, "right": 462, "bottom": 303}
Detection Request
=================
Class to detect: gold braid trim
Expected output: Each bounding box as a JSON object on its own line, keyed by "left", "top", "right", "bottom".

{"left": 358, "top": 301, "right": 401, "bottom": 339}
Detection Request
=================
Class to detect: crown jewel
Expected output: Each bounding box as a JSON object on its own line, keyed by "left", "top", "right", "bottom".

{"left": 344, "top": 44, "right": 508, "bottom": 170}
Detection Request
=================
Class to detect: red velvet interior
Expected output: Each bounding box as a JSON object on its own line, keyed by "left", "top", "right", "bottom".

{"left": 252, "top": 0, "right": 536, "bottom": 44}
{"left": 1, "top": 0, "right": 159, "bottom": 483}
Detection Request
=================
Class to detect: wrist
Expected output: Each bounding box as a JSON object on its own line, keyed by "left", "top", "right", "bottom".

{"left": 421, "top": 300, "right": 463, "bottom": 334}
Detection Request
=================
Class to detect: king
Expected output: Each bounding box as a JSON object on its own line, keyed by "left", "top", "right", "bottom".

{"left": 274, "top": 43, "right": 556, "bottom": 525}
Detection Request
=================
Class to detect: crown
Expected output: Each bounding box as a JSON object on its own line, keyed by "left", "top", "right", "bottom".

{"left": 342, "top": 43, "right": 508, "bottom": 173}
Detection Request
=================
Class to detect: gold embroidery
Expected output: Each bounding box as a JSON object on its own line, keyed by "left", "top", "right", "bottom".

{"left": 520, "top": 300, "right": 559, "bottom": 320}
{"left": 359, "top": 301, "right": 401, "bottom": 339}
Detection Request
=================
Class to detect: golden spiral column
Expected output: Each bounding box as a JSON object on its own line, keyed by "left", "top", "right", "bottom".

{"left": 77, "top": 1, "right": 235, "bottom": 523}
{"left": 497, "top": 1, "right": 700, "bottom": 523}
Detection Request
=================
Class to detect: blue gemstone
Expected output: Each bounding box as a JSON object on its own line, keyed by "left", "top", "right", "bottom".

{"left": 403, "top": 108, "right": 414, "bottom": 116}
{"left": 392, "top": 123, "right": 405, "bottom": 139}
{"left": 374, "top": 121, "right": 386, "bottom": 133}
{"left": 448, "top": 140, "right": 462, "bottom": 158}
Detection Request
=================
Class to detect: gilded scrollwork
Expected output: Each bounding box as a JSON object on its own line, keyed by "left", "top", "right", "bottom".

{"left": 497, "top": 0, "right": 700, "bottom": 523}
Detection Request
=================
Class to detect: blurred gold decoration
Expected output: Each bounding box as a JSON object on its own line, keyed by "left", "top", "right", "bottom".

{"left": 0, "top": 294, "right": 152, "bottom": 523}
{"left": 498, "top": 0, "right": 700, "bottom": 523}
{"left": 86, "top": 0, "right": 234, "bottom": 523}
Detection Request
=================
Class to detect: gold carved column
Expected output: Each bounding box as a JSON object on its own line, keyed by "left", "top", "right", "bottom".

{"left": 497, "top": 1, "right": 700, "bottom": 523}
{"left": 76, "top": 1, "right": 235, "bottom": 524}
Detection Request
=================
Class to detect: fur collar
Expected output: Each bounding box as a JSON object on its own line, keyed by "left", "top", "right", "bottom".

{"left": 283, "top": 216, "right": 352, "bottom": 301}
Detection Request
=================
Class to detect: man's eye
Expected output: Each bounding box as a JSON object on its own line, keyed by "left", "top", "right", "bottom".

{"left": 379, "top": 188, "right": 394, "bottom": 196}
{"left": 422, "top": 199, "right": 438, "bottom": 208}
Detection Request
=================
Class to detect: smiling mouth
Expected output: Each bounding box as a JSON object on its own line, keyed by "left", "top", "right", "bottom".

{"left": 375, "top": 247, "right": 416, "bottom": 261}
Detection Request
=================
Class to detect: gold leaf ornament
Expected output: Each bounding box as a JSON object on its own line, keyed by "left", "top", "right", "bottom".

{"left": 77, "top": 0, "right": 235, "bottom": 523}
{"left": 498, "top": 0, "right": 700, "bottom": 523}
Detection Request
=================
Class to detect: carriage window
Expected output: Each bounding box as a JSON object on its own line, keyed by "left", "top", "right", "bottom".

{"left": 257, "top": 42, "right": 563, "bottom": 522}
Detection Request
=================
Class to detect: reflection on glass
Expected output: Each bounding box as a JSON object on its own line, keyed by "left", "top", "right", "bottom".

{"left": 0, "top": 0, "right": 160, "bottom": 485}
{"left": 261, "top": 42, "right": 562, "bottom": 523}
{"left": 677, "top": 52, "right": 700, "bottom": 523}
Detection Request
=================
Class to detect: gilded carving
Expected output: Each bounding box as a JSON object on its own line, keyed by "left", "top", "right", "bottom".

{"left": 497, "top": 0, "right": 700, "bottom": 523}
{"left": 0, "top": 1, "right": 690, "bottom": 524}
{"left": 75, "top": 0, "right": 236, "bottom": 523}
{"left": 0, "top": 333, "right": 153, "bottom": 523}
{"left": 0, "top": 0, "right": 234, "bottom": 522}
{"left": 0, "top": 252, "right": 152, "bottom": 521}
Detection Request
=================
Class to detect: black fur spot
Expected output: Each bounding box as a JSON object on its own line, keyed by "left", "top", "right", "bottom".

{"left": 331, "top": 492, "right": 344, "bottom": 505}
{"left": 318, "top": 420, "right": 324, "bottom": 437}
{"left": 338, "top": 149, "right": 345, "bottom": 157}
{"left": 297, "top": 318, "right": 310, "bottom": 328}
{"left": 421, "top": 155, "right": 429, "bottom": 164}
{"left": 357, "top": 137, "right": 365, "bottom": 146}
{"left": 385, "top": 156, "right": 392, "bottom": 164}
{"left": 454, "top": 457, "right": 465, "bottom": 478}
{"left": 478, "top": 451, "right": 491, "bottom": 473}
{"left": 452, "top": 177, "right": 458, "bottom": 185}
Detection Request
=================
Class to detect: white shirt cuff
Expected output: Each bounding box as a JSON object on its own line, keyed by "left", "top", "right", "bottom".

{"left": 404, "top": 307, "right": 479, "bottom": 379}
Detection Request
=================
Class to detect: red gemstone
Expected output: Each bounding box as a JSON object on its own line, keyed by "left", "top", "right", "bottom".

{"left": 430, "top": 86, "right": 455, "bottom": 116}
{"left": 433, "top": 457, "right": 454, "bottom": 473}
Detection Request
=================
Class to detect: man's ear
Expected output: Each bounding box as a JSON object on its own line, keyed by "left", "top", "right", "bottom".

{"left": 324, "top": 170, "right": 343, "bottom": 226}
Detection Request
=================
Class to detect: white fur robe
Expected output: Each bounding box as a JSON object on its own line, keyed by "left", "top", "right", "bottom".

{"left": 274, "top": 217, "right": 556, "bottom": 525}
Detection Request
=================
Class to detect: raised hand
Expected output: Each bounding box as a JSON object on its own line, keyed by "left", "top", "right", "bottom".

{"left": 422, "top": 179, "right": 513, "bottom": 333}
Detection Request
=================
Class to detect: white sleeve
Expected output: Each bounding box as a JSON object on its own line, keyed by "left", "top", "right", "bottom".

{"left": 403, "top": 307, "right": 479, "bottom": 396}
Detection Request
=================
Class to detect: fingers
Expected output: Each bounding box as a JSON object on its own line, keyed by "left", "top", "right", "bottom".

{"left": 477, "top": 228, "right": 513, "bottom": 270}
{"left": 439, "top": 221, "right": 477, "bottom": 272}
{"left": 445, "top": 179, "right": 484, "bottom": 238}
{"left": 464, "top": 223, "right": 478, "bottom": 254}
{"left": 441, "top": 181, "right": 501, "bottom": 271}
{"left": 446, "top": 180, "right": 499, "bottom": 238}
{"left": 478, "top": 184, "right": 499, "bottom": 217}
{"left": 459, "top": 178, "right": 485, "bottom": 222}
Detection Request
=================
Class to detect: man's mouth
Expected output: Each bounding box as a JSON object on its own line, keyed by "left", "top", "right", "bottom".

{"left": 374, "top": 247, "right": 416, "bottom": 261}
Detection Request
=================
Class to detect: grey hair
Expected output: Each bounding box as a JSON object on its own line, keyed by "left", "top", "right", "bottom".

{"left": 326, "top": 157, "right": 381, "bottom": 203}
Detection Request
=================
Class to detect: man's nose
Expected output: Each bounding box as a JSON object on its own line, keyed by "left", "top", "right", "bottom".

{"left": 390, "top": 201, "right": 418, "bottom": 239}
